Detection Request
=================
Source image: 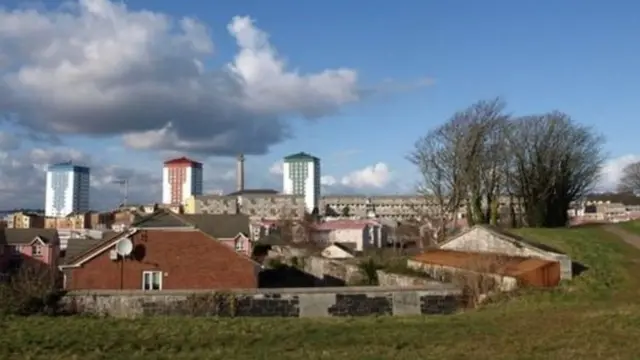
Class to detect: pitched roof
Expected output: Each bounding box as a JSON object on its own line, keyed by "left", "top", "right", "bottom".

{"left": 0, "top": 229, "right": 59, "bottom": 245}
{"left": 443, "top": 225, "right": 566, "bottom": 255}
{"left": 480, "top": 225, "right": 566, "bottom": 255}
{"left": 61, "top": 237, "right": 103, "bottom": 265}
{"left": 131, "top": 209, "right": 251, "bottom": 239}
{"left": 132, "top": 210, "right": 192, "bottom": 228}
{"left": 256, "top": 233, "right": 290, "bottom": 246}
{"left": 178, "top": 214, "right": 250, "bottom": 238}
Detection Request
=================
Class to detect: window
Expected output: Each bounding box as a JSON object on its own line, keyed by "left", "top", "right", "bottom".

{"left": 235, "top": 238, "right": 245, "bottom": 251}
{"left": 32, "top": 245, "right": 43, "bottom": 257}
{"left": 142, "top": 271, "right": 163, "bottom": 290}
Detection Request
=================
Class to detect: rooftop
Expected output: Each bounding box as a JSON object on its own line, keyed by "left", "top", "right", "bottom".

{"left": 164, "top": 157, "right": 202, "bottom": 166}
{"left": 48, "top": 162, "right": 90, "bottom": 172}
{"left": 284, "top": 152, "right": 319, "bottom": 161}
{"left": 411, "top": 249, "right": 556, "bottom": 278}
{"left": 313, "top": 219, "right": 379, "bottom": 231}
{"left": 226, "top": 189, "right": 280, "bottom": 196}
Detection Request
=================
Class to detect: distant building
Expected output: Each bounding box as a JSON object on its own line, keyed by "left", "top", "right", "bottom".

{"left": 7, "top": 212, "right": 45, "bottom": 229}
{"left": 184, "top": 190, "right": 305, "bottom": 220}
{"left": 185, "top": 154, "right": 307, "bottom": 219}
{"left": 283, "top": 152, "right": 321, "bottom": 213}
{"left": 162, "top": 157, "right": 203, "bottom": 205}
{"left": 45, "top": 162, "right": 90, "bottom": 217}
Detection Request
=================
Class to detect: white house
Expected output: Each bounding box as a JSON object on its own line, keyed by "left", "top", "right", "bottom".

{"left": 310, "top": 219, "right": 387, "bottom": 252}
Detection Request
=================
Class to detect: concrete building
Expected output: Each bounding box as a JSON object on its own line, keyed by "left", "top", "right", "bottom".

{"left": 162, "top": 157, "right": 203, "bottom": 205}
{"left": 283, "top": 152, "right": 321, "bottom": 213}
{"left": 45, "top": 162, "right": 90, "bottom": 217}
{"left": 184, "top": 191, "right": 305, "bottom": 220}
{"left": 321, "top": 195, "right": 437, "bottom": 221}
{"left": 6, "top": 212, "right": 45, "bottom": 229}
{"left": 184, "top": 155, "right": 306, "bottom": 219}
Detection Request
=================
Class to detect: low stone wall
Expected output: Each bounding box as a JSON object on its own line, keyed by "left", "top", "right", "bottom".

{"left": 407, "top": 260, "right": 519, "bottom": 292}
{"left": 63, "top": 285, "right": 463, "bottom": 318}
{"left": 300, "top": 256, "right": 363, "bottom": 285}
{"left": 299, "top": 256, "right": 437, "bottom": 287}
{"left": 376, "top": 271, "right": 439, "bottom": 287}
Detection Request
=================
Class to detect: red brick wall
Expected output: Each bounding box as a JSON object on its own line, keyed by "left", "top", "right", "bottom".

{"left": 66, "top": 230, "right": 258, "bottom": 290}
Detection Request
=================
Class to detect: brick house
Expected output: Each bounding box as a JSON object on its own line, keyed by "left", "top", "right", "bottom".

{"left": 59, "top": 209, "right": 261, "bottom": 290}
{"left": 0, "top": 228, "right": 60, "bottom": 273}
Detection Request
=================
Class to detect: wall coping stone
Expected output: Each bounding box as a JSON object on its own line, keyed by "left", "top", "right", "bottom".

{"left": 66, "top": 284, "right": 462, "bottom": 297}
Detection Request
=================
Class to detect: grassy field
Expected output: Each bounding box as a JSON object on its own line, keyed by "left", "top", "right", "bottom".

{"left": 617, "top": 220, "right": 640, "bottom": 236}
{"left": 2, "top": 225, "right": 640, "bottom": 360}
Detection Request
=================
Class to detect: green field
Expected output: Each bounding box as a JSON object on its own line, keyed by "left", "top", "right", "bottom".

{"left": 2, "top": 225, "right": 640, "bottom": 360}
{"left": 617, "top": 220, "right": 640, "bottom": 236}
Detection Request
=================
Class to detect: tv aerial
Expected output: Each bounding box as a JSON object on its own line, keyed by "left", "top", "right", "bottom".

{"left": 115, "top": 238, "right": 133, "bottom": 257}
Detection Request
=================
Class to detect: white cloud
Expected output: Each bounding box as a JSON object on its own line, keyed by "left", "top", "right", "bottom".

{"left": 320, "top": 175, "right": 337, "bottom": 186}
{"left": 0, "top": 1, "right": 363, "bottom": 155}
{"left": 340, "top": 162, "right": 392, "bottom": 188}
{"left": 268, "top": 161, "right": 283, "bottom": 176}
{"left": 322, "top": 162, "right": 393, "bottom": 190}
{"left": 598, "top": 154, "right": 640, "bottom": 191}
{"left": 0, "top": 147, "right": 160, "bottom": 210}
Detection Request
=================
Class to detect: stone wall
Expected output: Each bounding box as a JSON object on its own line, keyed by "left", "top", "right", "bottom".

{"left": 297, "top": 256, "right": 364, "bottom": 285}
{"left": 298, "top": 256, "right": 435, "bottom": 287}
{"left": 376, "top": 271, "right": 441, "bottom": 287}
{"left": 63, "top": 285, "right": 463, "bottom": 318}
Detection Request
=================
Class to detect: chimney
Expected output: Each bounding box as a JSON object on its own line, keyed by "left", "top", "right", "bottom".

{"left": 236, "top": 153, "right": 245, "bottom": 192}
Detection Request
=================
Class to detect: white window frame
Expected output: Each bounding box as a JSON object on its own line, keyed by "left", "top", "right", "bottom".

{"left": 235, "top": 238, "right": 245, "bottom": 251}
{"left": 142, "top": 271, "right": 163, "bottom": 291}
{"left": 32, "top": 245, "right": 43, "bottom": 257}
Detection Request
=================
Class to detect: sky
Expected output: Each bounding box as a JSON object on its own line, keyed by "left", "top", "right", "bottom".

{"left": 0, "top": 0, "right": 639, "bottom": 210}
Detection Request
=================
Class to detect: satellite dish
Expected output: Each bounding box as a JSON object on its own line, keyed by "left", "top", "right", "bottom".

{"left": 115, "top": 238, "right": 133, "bottom": 256}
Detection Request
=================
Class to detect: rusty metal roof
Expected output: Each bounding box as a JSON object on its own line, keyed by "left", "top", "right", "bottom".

{"left": 411, "top": 250, "right": 556, "bottom": 277}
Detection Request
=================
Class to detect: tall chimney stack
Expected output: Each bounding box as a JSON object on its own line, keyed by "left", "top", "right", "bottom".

{"left": 236, "top": 153, "right": 245, "bottom": 192}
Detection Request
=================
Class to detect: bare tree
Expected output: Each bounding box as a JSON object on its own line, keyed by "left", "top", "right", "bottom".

{"left": 409, "top": 98, "right": 510, "bottom": 239}
{"left": 453, "top": 98, "right": 510, "bottom": 226}
{"left": 408, "top": 120, "right": 467, "bottom": 243}
{"left": 506, "top": 112, "right": 604, "bottom": 227}
{"left": 410, "top": 99, "right": 603, "bottom": 229}
{"left": 618, "top": 161, "right": 640, "bottom": 193}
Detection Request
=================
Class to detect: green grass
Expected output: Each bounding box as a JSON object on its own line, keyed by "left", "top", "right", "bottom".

{"left": 617, "top": 220, "right": 640, "bottom": 236}
{"left": 3, "top": 225, "right": 640, "bottom": 360}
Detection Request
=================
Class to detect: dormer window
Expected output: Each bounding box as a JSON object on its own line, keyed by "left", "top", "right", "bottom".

{"left": 32, "top": 245, "right": 42, "bottom": 257}
{"left": 235, "top": 239, "right": 245, "bottom": 251}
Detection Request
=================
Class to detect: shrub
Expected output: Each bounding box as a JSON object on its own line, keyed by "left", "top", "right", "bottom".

{"left": 356, "top": 258, "right": 382, "bottom": 285}
{"left": 0, "top": 260, "right": 65, "bottom": 316}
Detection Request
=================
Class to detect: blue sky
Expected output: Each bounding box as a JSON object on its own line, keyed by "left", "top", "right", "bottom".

{"left": 1, "top": 0, "right": 639, "bottom": 206}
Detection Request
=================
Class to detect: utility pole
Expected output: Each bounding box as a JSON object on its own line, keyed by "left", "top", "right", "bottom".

{"left": 112, "top": 179, "right": 129, "bottom": 208}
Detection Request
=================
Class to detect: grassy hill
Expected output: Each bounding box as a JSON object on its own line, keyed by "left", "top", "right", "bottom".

{"left": 3, "top": 225, "right": 640, "bottom": 360}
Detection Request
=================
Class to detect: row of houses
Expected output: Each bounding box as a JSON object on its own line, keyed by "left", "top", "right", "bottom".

{"left": 0, "top": 209, "right": 401, "bottom": 289}
{"left": 1, "top": 205, "right": 572, "bottom": 293}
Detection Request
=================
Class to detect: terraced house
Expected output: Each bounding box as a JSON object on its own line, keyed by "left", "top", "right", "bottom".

{"left": 0, "top": 228, "right": 61, "bottom": 273}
